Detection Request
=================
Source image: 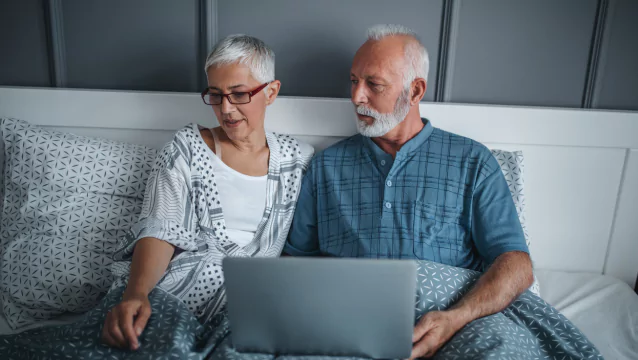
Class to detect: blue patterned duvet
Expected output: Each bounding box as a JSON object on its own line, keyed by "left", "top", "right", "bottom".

{"left": 0, "top": 261, "right": 601, "bottom": 359}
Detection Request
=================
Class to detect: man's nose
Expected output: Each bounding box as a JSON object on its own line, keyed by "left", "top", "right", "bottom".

{"left": 351, "top": 83, "right": 367, "bottom": 106}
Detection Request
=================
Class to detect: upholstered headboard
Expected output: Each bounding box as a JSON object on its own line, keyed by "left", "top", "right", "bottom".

{"left": 1, "top": 86, "right": 637, "bottom": 289}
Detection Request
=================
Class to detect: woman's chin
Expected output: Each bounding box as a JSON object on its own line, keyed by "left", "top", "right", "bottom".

{"left": 222, "top": 122, "right": 250, "bottom": 139}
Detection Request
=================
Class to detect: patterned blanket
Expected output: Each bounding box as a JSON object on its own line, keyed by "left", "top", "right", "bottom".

{"left": 0, "top": 261, "right": 602, "bottom": 359}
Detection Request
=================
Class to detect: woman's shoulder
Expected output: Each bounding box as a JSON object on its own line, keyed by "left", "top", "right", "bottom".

{"left": 170, "top": 123, "right": 202, "bottom": 145}
{"left": 164, "top": 123, "right": 212, "bottom": 151}
{"left": 270, "top": 133, "right": 315, "bottom": 166}
{"left": 155, "top": 124, "right": 203, "bottom": 164}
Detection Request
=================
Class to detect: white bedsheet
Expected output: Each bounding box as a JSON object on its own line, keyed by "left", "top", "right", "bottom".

{"left": 537, "top": 269, "right": 638, "bottom": 360}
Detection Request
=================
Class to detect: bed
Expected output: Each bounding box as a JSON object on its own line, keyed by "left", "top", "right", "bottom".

{"left": 1, "top": 270, "right": 635, "bottom": 359}
{"left": 0, "top": 86, "right": 637, "bottom": 359}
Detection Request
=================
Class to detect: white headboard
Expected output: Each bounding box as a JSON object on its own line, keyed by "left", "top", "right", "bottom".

{"left": 1, "top": 86, "right": 637, "bottom": 288}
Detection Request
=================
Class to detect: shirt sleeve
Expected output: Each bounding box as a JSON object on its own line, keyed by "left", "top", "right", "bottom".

{"left": 284, "top": 165, "right": 321, "bottom": 256}
{"left": 471, "top": 155, "right": 529, "bottom": 265}
{"left": 113, "top": 140, "right": 199, "bottom": 261}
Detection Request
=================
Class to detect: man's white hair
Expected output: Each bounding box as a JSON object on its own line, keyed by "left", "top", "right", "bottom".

{"left": 204, "top": 34, "right": 275, "bottom": 84}
{"left": 367, "top": 24, "right": 429, "bottom": 87}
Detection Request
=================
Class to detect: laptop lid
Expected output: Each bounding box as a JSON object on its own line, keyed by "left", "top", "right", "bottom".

{"left": 223, "top": 257, "right": 417, "bottom": 358}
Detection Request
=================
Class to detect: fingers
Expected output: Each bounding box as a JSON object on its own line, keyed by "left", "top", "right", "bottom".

{"left": 133, "top": 303, "right": 152, "bottom": 337}
{"left": 413, "top": 313, "right": 436, "bottom": 343}
{"left": 410, "top": 333, "right": 438, "bottom": 360}
{"left": 101, "top": 298, "right": 151, "bottom": 351}
{"left": 109, "top": 315, "right": 128, "bottom": 349}
{"left": 119, "top": 308, "right": 139, "bottom": 350}
{"left": 101, "top": 317, "right": 117, "bottom": 347}
{"left": 102, "top": 311, "right": 126, "bottom": 349}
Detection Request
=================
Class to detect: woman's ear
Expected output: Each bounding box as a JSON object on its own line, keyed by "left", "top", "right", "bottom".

{"left": 265, "top": 80, "right": 281, "bottom": 106}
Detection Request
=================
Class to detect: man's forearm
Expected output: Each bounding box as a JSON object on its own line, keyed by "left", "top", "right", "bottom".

{"left": 447, "top": 251, "right": 533, "bottom": 327}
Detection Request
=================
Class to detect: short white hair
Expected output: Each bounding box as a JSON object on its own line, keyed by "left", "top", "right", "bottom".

{"left": 367, "top": 24, "right": 429, "bottom": 87}
{"left": 204, "top": 34, "right": 275, "bottom": 84}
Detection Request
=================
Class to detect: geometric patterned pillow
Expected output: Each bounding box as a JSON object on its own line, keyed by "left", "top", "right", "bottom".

{"left": 0, "top": 118, "right": 157, "bottom": 330}
{"left": 490, "top": 149, "right": 541, "bottom": 297}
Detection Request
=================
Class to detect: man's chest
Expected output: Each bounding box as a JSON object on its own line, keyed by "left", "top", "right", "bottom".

{"left": 317, "top": 154, "right": 473, "bottom": 212}
{"left": 314, "top": 155, "right": 476, "bottom": 262}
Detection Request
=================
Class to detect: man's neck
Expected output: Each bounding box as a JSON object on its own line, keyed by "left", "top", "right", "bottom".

{"left": 371, "top": 113, "right": 424, "bottom": 158}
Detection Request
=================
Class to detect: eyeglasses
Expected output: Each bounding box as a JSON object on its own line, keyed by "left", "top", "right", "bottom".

{"left": 200, "top": 82, "right": 270, "bottom": 105}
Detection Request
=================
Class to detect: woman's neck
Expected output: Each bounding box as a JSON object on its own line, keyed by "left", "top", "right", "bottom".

{"left": 218, "top": 128, "right": 268, "bottom": 153}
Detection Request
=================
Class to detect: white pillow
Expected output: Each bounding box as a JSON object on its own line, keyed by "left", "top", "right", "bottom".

{"left": 0, "top": 118, "right": 157, "bottom": 329}
{"left": 491, "top": 149, "right": 540, "bottom": 296}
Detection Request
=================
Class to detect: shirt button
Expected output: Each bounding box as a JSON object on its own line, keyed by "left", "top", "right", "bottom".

{"left": 380, "top": 160, "right": 386, "bottom": 166}
{"left": 385, "top": 202, "right": 392, "bottom": 209}
{"left": 386, "top": 180, "right": 392, "bottom": 187}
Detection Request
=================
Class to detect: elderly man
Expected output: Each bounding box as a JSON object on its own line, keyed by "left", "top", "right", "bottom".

{"left": 285, "top": 24, "right": 533, "bottom": 359}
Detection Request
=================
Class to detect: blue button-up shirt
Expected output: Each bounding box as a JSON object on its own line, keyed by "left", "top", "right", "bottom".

{"left": 285, "top": 119, "right": 528, "bottom": 271}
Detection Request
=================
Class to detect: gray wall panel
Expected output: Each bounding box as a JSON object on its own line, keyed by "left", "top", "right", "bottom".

{"left": 62, "top": 0, "right": 200, "bottom": 92}
{"left": 0, "top": 1, "right": 51, "bottom": 87}
{"left": 217, "top": 0, "right": 443, "bottom": 100}
{"left": 593, "top": 0, "right": 638, "bottom": 111}
{"left": 446, "top": 0, "right": 598, "bottom": 108}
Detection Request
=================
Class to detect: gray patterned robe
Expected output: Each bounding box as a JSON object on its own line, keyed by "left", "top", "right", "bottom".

{"left": 111, "top": 123, "right": 314, "bottom": 322}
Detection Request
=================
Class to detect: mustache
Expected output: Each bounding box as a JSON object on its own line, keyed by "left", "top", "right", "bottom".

{"left": 355, "top": 105, "right": 381, "bottom": 119}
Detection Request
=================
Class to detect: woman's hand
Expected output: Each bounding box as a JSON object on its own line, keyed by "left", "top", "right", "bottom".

{"left": 101, "top": 293, "right": 152, "bottom": 351}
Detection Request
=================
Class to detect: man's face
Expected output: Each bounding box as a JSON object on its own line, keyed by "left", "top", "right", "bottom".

{"left": 350, "top": 37, "right": 412, "bottom": 137}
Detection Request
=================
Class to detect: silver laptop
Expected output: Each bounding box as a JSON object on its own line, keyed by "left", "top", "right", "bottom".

{"left": 222, "top": 257, "right": 417, "bottom": 359}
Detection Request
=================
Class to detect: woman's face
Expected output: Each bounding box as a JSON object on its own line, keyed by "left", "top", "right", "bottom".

{"left": 205, "top": 62, "right": 279, "bottom": 141}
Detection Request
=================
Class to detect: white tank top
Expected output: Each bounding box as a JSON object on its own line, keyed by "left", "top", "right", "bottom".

{"left": 209, "top": 129, "right": 267, "bottom": 247}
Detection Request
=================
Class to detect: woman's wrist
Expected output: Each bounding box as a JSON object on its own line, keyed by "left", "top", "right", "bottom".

{"left": 122, "top": 286, "right": 150, "bottom": 301}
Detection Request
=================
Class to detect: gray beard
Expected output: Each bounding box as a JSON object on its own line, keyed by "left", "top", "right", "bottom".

{"left": 355, "top": 88, "right": 411, "bottom": 138}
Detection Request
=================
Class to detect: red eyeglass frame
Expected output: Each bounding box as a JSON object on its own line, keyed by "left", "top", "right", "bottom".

{"left": 200, "top": 82, "right": 270, "bottom": 105}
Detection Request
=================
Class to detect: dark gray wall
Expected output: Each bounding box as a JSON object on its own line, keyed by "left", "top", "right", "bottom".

{"left": 0, "top": 0, "right": 51, "bottom": 87}
{"left": 218, "top": 0, "right": 443, "bottom": 100}
{"left": 445, "top": 0, "right": 598, "bottom": 108}
{"left": 592, "top": 0, "right": 638, "bottom": 111}
{"left": 1, "top": 0, "right": 637, "bottom": 111}
{"left": 62, "top": 0, "right": 200, "bottom": 92}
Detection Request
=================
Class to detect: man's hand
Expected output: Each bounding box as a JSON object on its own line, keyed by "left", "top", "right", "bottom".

{"left": 410, "top": 310, "right": 464, "bottom": 359}
{"left": 101, "top": 293, "right": 152, "bottom": 351}
{"left": 409, "top": 252, "right": 533, "bottom": 359}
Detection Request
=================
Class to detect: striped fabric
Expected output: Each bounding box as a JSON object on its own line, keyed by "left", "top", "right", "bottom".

{"left": 111, "top": 123, "right": 313, "bottom": 322}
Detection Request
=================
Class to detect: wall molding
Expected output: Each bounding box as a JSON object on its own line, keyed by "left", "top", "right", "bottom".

{"left": 441, "top": 0, "right": 462, "bottom": 102}
{"left": 434, "top": 0, "right": 454, "bottom": 102}
{"left": 43, "top": 0, "right": 67, "bottom": 88}
{"left": 199, "top": 0, "right": 217, "bottom": 90}
{"left": 2, "top": 86, "right": 638, "bottom": 148}
{"left": 582, "top": 0, "right": 609, "bottom": 108}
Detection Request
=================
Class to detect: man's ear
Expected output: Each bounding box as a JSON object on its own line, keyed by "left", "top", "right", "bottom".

{"left": 410, "top": 78, "right": 427, "bottom": 105}
{"left": 265, "top": 80, "right": 281, "bottom": 105}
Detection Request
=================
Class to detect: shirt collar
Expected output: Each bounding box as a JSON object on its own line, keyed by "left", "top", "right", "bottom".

{"left": 363, "top": 118, "right": 433, "bottom": 160}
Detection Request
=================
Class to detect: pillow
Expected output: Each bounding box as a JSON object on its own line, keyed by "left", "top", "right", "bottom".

{"left": 0, "top": 118, "right": 157, "bottom": 329}
{"left": 490, "top": 149, "right": 540, "bottom": 296}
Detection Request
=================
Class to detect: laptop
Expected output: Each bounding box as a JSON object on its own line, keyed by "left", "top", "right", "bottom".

{"left": 222, "top": 257, "right": 417, "bottom": 359}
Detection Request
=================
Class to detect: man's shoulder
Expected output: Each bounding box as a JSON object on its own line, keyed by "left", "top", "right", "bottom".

{"left": 315, "top": 134, "right": 365, "bottom": 158}
{"left": 304, "top": 134, "right": 365, "bottom": 173}
{"left": 429, "top": 126, "right": 493, "bottom": 160}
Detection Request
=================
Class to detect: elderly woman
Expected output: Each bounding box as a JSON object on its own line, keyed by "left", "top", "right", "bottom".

{"left": 100, "top": 34, "right": 313, "bottom": 350}
{"left": 0, "top": 35, "right": 312, "bottom": 358}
